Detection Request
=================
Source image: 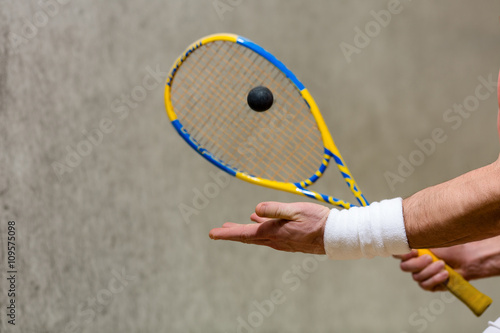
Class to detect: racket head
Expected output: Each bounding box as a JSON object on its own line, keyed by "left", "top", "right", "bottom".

{"left": 165, "top": 33, "right": 367, "bottom": 206}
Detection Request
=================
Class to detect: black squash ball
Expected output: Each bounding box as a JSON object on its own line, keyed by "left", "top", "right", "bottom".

{"left": 247, "top": 86, "right": 273, "bottom": 112}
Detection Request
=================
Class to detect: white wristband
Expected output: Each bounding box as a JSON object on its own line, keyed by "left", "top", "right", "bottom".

{"left": 323, "top": 197, "right": 410, "bottom": 260}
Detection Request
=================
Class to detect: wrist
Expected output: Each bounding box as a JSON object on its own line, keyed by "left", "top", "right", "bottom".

{"left": 323, "top": 198, "right": 410, "bottom": 260}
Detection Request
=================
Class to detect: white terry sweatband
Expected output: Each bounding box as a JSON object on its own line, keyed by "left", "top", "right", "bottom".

{"left": 324, "top": 197, "right": 410, "bottom": 260}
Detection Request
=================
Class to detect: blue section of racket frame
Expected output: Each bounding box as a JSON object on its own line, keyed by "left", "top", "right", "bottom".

{"left": 236, "top": 36, "right": 306, "bottom": 91}
{"left": 171, "top": 119, "right": 237, "bottom": 177}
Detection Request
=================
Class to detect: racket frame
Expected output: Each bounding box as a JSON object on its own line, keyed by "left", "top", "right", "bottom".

{"left": 165, "top": 33, "right": 367, "bottom": 209}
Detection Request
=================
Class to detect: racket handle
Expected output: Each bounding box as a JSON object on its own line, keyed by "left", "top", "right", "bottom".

{"left": 417, "top": 249, "right": 492, "bottom": 316}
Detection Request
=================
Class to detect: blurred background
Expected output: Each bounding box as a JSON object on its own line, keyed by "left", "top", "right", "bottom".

{"left": 1, "top": 0, "right": 499, "bottom": 332}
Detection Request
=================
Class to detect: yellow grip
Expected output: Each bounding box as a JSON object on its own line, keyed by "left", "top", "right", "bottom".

{"left": 417, "top": 249, "right": 492, "bottom": 316}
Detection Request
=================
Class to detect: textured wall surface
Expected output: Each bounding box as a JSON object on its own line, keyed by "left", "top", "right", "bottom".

{"left": 0, "top": 1, "right": 499, "bottom": 332}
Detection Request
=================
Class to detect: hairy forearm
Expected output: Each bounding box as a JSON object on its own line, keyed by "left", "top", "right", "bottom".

{"left": 403, "top": 155, "right": 500, "bottom": 248}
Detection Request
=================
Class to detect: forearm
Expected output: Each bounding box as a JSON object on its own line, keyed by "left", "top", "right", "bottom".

{"left": 464, "top": 235, "right": 500, "bottom": 280}
{"left": 404, "top": 155, "right": 500, "bottom": 249}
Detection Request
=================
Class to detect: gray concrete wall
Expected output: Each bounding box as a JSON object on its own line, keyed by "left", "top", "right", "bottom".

{"left": 1, "top": 0, "right": 499, "bottom": 332}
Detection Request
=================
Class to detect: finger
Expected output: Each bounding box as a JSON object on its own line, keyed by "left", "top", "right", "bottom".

{"left": 209, "top": 223, "right": 261, "bottom": 241}
{"left": 412, "top": 260, "right": 446, "bottom": 282}
{"left": 400, "top": 254, "right": 433, "bottom": 273}
{"left": 255, "top": 201, "right": 299, "bottom": 220}
{"left": 431, "top": 284, "right": 448, "bottom": 292}
{"left": 419, "top": 270, "right": 449, "bottom": 291}
{"left": 221, "top": 222, "right": 241, "bottom": 228}
{"left": 250, "top": 213, "right": 273, "bottom": 224}
{"left": 393, "top": 249, "right": 418, "bottom": 260}
{"left": 210, "top": 220, "right": 284, "bottom": 241}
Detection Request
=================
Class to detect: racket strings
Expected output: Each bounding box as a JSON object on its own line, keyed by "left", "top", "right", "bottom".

{"left": 209, "top": 44, "right": 318, "bottom": 160}
{"left": 223, "top": 45, "right": 319, "bottom": 178}
{"left": 185, "top": 44, "right": 263, "bottom": 161}
{"left": 170, "top": 41, "right": 324, "bottom": 182}
{"left": 176, "top": 45, "right": 250, "bottom": 163}
{"left": 173, "top": 43, "right": 286, "bottom": 169}
{"left": 233, "top": 57, "right": 326, "bottom": 178}
{"left": 212, "top": 44, "right": 306, "bottom": 163}
{"left": 174, "top": 42, "right": 318, "bottom": 178}
{"left": 174, "top": 41, "right": 321, "bottom": 180}
{"left": 228, "top": 47, "right": 323, "bottom": 175}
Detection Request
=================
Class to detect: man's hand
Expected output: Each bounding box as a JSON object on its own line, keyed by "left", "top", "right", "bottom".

{"left": 395, "top": 248, "right": 467, "bottom": 292}
{"left": 209, "top": 201, "right": 330, "bottom": 254}
{"left": 395, "top": 236, "right": 500, "bottom": 292}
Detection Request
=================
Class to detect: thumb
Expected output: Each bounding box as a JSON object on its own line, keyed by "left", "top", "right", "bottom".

{"left": 255, "top": 201, "right": 299, "bottom": 220}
